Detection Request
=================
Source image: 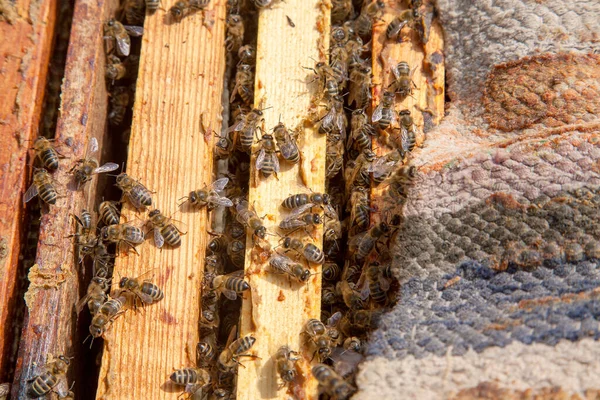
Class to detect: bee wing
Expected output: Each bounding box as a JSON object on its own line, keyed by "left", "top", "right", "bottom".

{"left": 224, "top": 269, "right": 245, "bottom": 279}
{"left": 138, "top": 291, "right": 156, "bottom": 304}
{"left": 288, "top": 203, "right": 314, "bottom": 217}
{"left": 154, "top": 228, "right": 165, "bottom": 248}
{"left": 221, "top": 288, "right": 239, "bottom": 301}
{"left": 53, "top": 376, "right": 70, "bottom": 398}
{"left": 88, "top": 137, "right": 99, "bottom": 155}
{"left": 335, "top": 113, "right": 345, "bottom": 133}
{"left": 126, "top": 192, "right": 143, "bottom": 209}
{"left": 255, "top": 148, "right": 266, "bottom": 170}
{"left": 379, "top": 274, "right": 391, "bottom": 291}
{"left": 235, "top": 200, "right": 249, "bottom": 215}
{"left": 320, "top": 109, "right": 334, "bottom": 127}
{"left": 400, "top": 127, "right": 411, "bottom": 153}
{"left": 348, "top": 232, "right": 366, "bottom": 247}
{"left": 273, "top": 153, "right": 280, "bottom": 173}
{"left": 327, "top": 311, "right": 343, "bottom": 328}
{"left": 208, "top": 194, "right": 234, "bottom": 207}
{"left": 23, "top": 183, "right": 39, "bottom": 203}
{"left": 94, "top": 162, "right": 120, "bottom": 174}
{"left": 372, "top": 103, "right": 383, "bottom": 122}
{"left": 228, "top": 119, "right": 245, "bottom": 133}
{"left": 279, "top": 218, "right": 307, "bottom": 230}
{"left": 75, "top": 293, "right": 91, "bottom": 314}
{"left": 115, "top": 35, "right": 131, "bottom": 57}
{"left": 211, "top": 177, "right": 229, "bottom": 192}
{"left": 124, "top": 25, "right": 144, "bottom": 36}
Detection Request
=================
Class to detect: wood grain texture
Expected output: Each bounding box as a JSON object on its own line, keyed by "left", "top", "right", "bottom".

{"left": 0, "top": 0, "right": 57, "bottom": 381}
{"left": 236, "top": 1, "right": 330, "bottom": 399}
{"left": 95, "top": 2, "right": 227, "bottom": 399}
{"left": 9, "top": 0, "right": 120, "bottom": 395}
{"left": 370, "top": 0, "right": 444, "bottom": 218}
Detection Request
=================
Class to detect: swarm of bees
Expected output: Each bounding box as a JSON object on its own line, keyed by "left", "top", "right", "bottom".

{"left": 23, "top": 0, "right": 431, "bottom": 398}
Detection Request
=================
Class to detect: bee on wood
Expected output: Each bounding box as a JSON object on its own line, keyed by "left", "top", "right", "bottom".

{"left": 326, "top": 133, "right": 344, "bottom": 178}
{"left": 225, "top": 14, "right": 244, "bottom": 53}
{"left": 181, "top": 177, "right": 234, "bottom": 210}
{"left": 255, "top": 132, "right": 280, "bottom": 178}
{"left": 103, "top": 18, "right": 143, "bottom": 57}
{"left": 206, "top": 271, "right": 250, "bottom": 301}
{"left": 372, "top": 90, "right": 396, "bottom": 130}
{"left": 119, "top": 275, "right": 164, "bottom": 305}
{"left": 31, "top": 136, "right": 61, "bottom": 171}
{"left": 24, "top": 168, "right": 58, "bottom": 205}
{"left": 237, "top": 44, "right": 256, "bottom": 65}
{"left": 119, "top": 0, "right": 145, "bottom": 25}
{"left": 279, "top": 203, "right": 322, "bottom": 232}
{"left": 230, "top": 108, "right": 263, "bottom": 153}
{"left": 331, "top": 0, "right": 353, "bottom": 24}
{"left": 70, "top": 137, "right": 119, "bottom": 188}
{"left": 386, "top": 9, "right": 418, "bottom": 41}
{"left": 397, "top": 109, "right": 417, "bottom": 156}
{"left": 275, "top": 346, "right": 300, "bottom": 387}
{"left": 369, "top": 149, "right": 402, "bottom": 185}
{"left": 301, "top": 314, "right": 340, "bottom": 362}
{"left": 235, "top": 199, "right": 267, "bottom": 242}
{"left": 147, "top": 209, "right": 185, "bottom": 248}
{"left": 281, "top": 236, "right": 324, "bottom": 265}
{"left": 348, "top": 64, "right": 372, "bottom": 110}
{"left": 268, "top": 253, "right": 311, "bottom": 283}
{"left": 365, "top": 262, "right": 391, "bottom": 305}
{"left": 389, "top": 61, "right": 416, "bottom": 98}
{"left": 108, "top": 85, "right": 132, "bottom": 126}
{"left": 169, "top": 0, "right": 211, "bottom": 21}
{"left": 89, "top": 295, "right": 126, "bottom": 338}
{"left": 349, "top": 220, "right": 392, "bottom": 262}
{"left": 115, "top": 172, "right": 153, "bottom": 209}
{"left": 100, "top": 223, "right": 145, "bottom": 253}
{"left": 99, "top": 200, "right": 120, "bottom": 226}
{"left": 318, "top": 95, "right": 346, "bottom": 135}
{"left": 170, "top": 367, "right": 211, "bottom": 397}
{"left": 282, "top": 192, "right": 330, "bottom": 211}
{"left": 353, "top": 0, "right": 384, "bottom": 38}
{"left": 273, "top": 122, "right": 300, "bottom": 165}
{"left": 307, "top": 62, "right": 339, "bottom": 100}
{"left": 348, "top": 109, "right": 376, "bottom": 151}
{"left": 29, "top": 355, "right": 72, "bottom": 398}
{"left": 230, "top": 63, "right": 254, "bottom": 104}
{"left": 218, "top": 326, "right": 257, "bottom": 372}
{"left": 76, "top": 276, "right": 109, "bottom": 315}
{"left": 312, "top": 364, "right": 355, "bottom": 400}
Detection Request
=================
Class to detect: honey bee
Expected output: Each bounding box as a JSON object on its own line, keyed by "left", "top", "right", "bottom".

{"left": 105, "top": 54, "right": 139, "bottom": 82}
{"left": 103, "top": 18, "right": 143, "bottom": 57}
{"left": 349, "top": 221, "right": 392, "bottom": 262}
{"left": 115, "top": 172, "right": 153, "bottom": 209}
{"left": 100, "top": 223, "right": 145, "bottom": 252}
{"left": 225, "top": 14, "right": 244, "bottom": 53}
{"left": 227, "top": 239, "right": 245, "bottom": 269}
{"left": 181, "top": 177, "right": 234, "bottom": 210}
{"left": 118, "top": 275, "right": 164, "bottom": 305}
{"left": 99, "top": 200, "right": 120, "bottom": 226}
{"left": 24, "top": 168, "right": 58, "bottom": 205}
{"left": 218, "top": 326, "right": 257, "bottom": 372}
{"left": 318, "top": 95, "right": 346, "bottom": 135}
{"left": 206, "top": 271, "right": 250, "bottom": 301}
{"left": 331, "top": 0, "right": 353, "bottom": 24}
{"left": 147, "top": 209, "right": 185, "bottom": 248}
{"left": 337, "top": 279, "right": 368, "bottom": 310}
{"left": 372, "top": 90, "right": 396, "bottom": 130}
{"left": 76, "top": 276, "right": 109, "bottom": 315}
{"left": 324, "top": 213, "right": 343, "bottom": 242}
{"left": 70, "top": 137, "right": 119, "bottom": 188}
{"left": 386, "top": 9, "right": 417, "bottom": 41}
{"left": 312, "top": 364, "right": 355, "bottom": 399}
{"left": 353, "top": 0, "right": 385, "bottom": 38}
{"left": 369, "top": 149, "right": 402, "bottom": 185}
{"left": 230, "top": 63, "right": 254, "bottom": 104}
{"left": 275, "top": 346, "right": 300, "bottom": 387}
{"left": 197, "top": 341, "right": 217, "bottom": 367}
{"left": 348, "top": 64, "right": 372, "bottom": 110}
{"left": 348, "top": 109, "right": 376, "bottom": 150}
{"left": 120, "top": 0, "right": 145, "bottom": 25}
{"left": 237, "top": 44, "right": 256, "bottom": 65}
{"left": 255, "top": 132, "right": 280, "bottom": 178}
{"left": 214, "top": 129, "right": 234, "bottom": 160}
{"left": 170, "top": 367, "right": 211, "bottom": 397}
{"left": 91, "top": 241, "right": 113, "bottom": 278}
{"left": 268, "top": 253, "right": 311, "bottom": 283}
{"left": 323, "top": 261, "right": 341, "bottom": 281}
{"left": 29, "top": 355, "right": 71, "bottom": 398}
{"left": 273, "top": 122, "right": 300, "bottom": 165}
{"left": 306, "top": 62, "right": 339, "bottom": 100}
{"left": 301, "top": 317, "right": 337, "bottom": 362}
{"left": 345, "top": 148, "right": 376, "bottom": 193}
{"left": 230, "top": 108, "right": 263, "bottom": 153}
{"left": 349, "top": 187, "right": 371, "bottom": 233}
{"left": 322, "top": 284, "right": 338, "bottom": 305}
{"left": 89, "top": 295, "right": 126, "bottom": 338}
{"left": 282, "top": 192, "right": 332, "bottom": 213}
{"left": 326, "top": 133, "right": 344, "bottom": 178}
{"left": 397, "top": 109, "right": 417, "bottom": 155}
{"left": 389, "top": 61, "right": 415, "bottom": 98}
{"left": 281, "top": 236, "right": 324, "bottom": 265}
{"left": 108, "top": 85, "right": 132, "bottom": 126}
{"left": 32, "top": 136, "right": 60, "bottom": 171}
{"left": 365, "top": 262, "right": 391, "bottom": 305}
{"left": 235, "top": 200, "right": 267, "bottom": 241}
{"left": 279, "top": 203, "right": 322, "bottom": 232}
{"left": 169, "top": 0, "right": 210, "bottom": 21}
